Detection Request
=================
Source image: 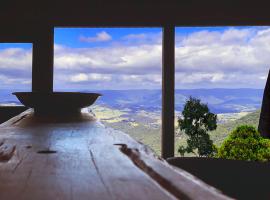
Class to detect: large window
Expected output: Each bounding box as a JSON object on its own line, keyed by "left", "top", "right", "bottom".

{"left": 2, "top": 27, "right": 269, "bottom": 159}
{"left": 54, "top": 28, "right": 163, "bottom": 154}
{"left": 175, "top": 26, "right": 269, "bottom": 157}
{"left": 0, "top": 43, "right": 32, "bottom": 105}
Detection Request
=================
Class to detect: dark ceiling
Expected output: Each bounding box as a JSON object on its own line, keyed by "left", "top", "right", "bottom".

{"left": 1, "top": 0, "right": 270, "bottom": 41}
{"left": 1, "top": 0, "right": 270, "bottom": 26}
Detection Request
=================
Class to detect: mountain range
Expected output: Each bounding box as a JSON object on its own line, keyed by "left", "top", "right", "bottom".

{"left": 93, "top": 88, "right": 263, "bottom": 113}
{"left": 0, "top": 88, "right": 264, "bottom": 114}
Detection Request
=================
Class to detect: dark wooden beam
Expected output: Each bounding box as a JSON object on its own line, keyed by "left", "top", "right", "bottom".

{"left": 0, "top": 25, "right": 33, "bottom": 43}
{"left": 32, "top": 27, "right": 54, "bottom": 92}
{"left": 258, "top": 70, "right": 270, "bottom": 137}
{"left": 162, "top": 26, "right": 175, "bottom": 159}
{"left": 2, "top": 0, "right": 270, "bottom": 28}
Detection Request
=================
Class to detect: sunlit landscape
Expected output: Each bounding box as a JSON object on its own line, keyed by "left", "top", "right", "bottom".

{"left": 1, "top": 27, "right": 270, "bottom": 155}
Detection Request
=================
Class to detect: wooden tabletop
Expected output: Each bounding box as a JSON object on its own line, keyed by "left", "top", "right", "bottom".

{"left": 0, "top": 110, "right": 230, "bottom": 200}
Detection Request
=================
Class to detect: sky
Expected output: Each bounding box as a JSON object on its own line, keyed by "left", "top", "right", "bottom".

{"left": 0, "top": 26, "right": 270, "bottom": 90}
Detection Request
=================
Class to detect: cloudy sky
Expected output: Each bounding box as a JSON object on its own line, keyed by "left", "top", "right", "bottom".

{"left": 0, "top": 26, "right": 270, "bottom": 90}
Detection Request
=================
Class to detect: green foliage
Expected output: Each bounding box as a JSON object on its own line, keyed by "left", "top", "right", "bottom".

{"left": 229, "top": 125, "right": 260, "bottom": 139}
{"left": 178, "top": 97, "right": 217, "bottom": 157}
{"left": 209, "top": 109, "right": 260, "bottom": 147}
{"left": 218, "top": 125, "right": 270, "bottom": 162}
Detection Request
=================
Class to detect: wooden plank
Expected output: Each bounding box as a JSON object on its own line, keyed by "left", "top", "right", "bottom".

{"left": 88, "top": 145, "right": 175, "bottom": 200}
{"left": 0, "top": 113, "right": 175, "bottom": 200}
{"left": 0, "top": 141, "right": 16, "bottom": 162}
{"left": 119, "top": 145, "right": 229, "bottom": 200}
{"left": 103, "top": 128, "right": 230, "bottom": 200}
{"left": 86, "top": 128, "right": 176, "bottom": 200}
{"left": 0, "top": 111, "right": 231, "bottom": 199}
{"left": 162, "top": 25, "right": 175, "bottom": 159}
{"left": 0, "top": 130, "right": 111, "bottom": 200}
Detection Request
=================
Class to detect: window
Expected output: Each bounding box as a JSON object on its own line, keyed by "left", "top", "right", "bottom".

{"left": 0, "top": 43, "right": 32, "bottom": 105}
{"left": 175, "top": 26, "right": 269, "bottom": 158}
{"left": 54, "top": 28, "right": 163, "bottom": 154}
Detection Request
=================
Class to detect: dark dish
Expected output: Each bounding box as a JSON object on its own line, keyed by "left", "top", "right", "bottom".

{"left": 13, "top": 92, "right": 101, "bottom": 114}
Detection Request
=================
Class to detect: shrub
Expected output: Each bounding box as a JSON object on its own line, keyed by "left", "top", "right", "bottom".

{"left": 218, "top": 125, "right": 270, "bottom": 162}
{"left": 229, "top": 125, "right": 260, "bottom": 139}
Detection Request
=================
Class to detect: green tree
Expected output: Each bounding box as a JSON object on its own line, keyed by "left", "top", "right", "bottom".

{"left": 218, "top": 125, "right": 270, "bottom": 162}
{"left": 178, "top": 97, "right": 217, "bottom": 157}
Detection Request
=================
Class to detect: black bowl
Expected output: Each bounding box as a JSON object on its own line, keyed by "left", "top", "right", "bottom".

{"left": 13, "top": 92, "right": 101, "bottom": 114}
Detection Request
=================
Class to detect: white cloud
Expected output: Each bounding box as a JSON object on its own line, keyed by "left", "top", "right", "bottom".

{"left": 0, "top": 48, "right": 32, "bottom": 70}
{"left": 70, "top": 73, "right": 112, "bottom": 83}
{"left": 0, "top": 47, "right": 32, "bottom": 89}
{"left": 180, "top": 30, "right": 221, "bottom": 46}
{"left": 173, "top": 27, "right": 270, "bottom": 88}
{"left": 259, "top": 75, "right": 267, "bottom": 80}
{"left": 123, "top": 34, "right": 147, "bottom": 40}
{"left": 88, "top": 73, "right": 112, "bottom": 81}
{"left": 175, "top": 27, "right": 270, "bottom": 76}
{"left": 79, "top": 31, "right": 112, "bottom": 43}
{"left": 0, "top": 74, "right": 31, "bottom": 88}
{"left": 2, "top": 27, "right": 270, "bottom": 90}
{"left": 70, "top": 73, "right": 88, "bottom": 82}
{"left": 175, "top": 73, "right": 225, "bottom": 84}
{"left": 121, "top": 32, "right": 162, "bottom": 45}
{"left": 54, "top": 44, "right": 162, "bottom": 75}
{"left": 220, "top": 28, "right": 254, "bottom": 44}
{"left": 179, "top": 28, "right": 255, "bottom": 46}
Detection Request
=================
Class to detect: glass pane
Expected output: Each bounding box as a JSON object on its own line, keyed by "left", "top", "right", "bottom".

{"left": 0, "top": 43, "right": 32, "bottom": 105}
{"left": 54, "top": 28, "right": 162, "bottom": 155}
{"left": 175, "top": 26, "right": 269, "bottom": 159}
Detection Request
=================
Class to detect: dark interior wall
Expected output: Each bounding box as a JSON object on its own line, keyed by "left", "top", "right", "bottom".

{"left": 1, "top": 0, "right": 270, "bottom": 30}
{"left": 0, "top": 106, "right": 27, "bottom": 124}
{"left": 1, "top": 0, "right": 270, "bottom": 55}
{"left": 167, "top": 157, "right": 270, "bottom": 200}
{"left": 0, "top": 0, "right": 269, "bottom": 46}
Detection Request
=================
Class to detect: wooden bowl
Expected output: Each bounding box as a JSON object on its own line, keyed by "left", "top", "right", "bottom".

{"left": 13, "top": 92, "right": 101, "bottom": 114}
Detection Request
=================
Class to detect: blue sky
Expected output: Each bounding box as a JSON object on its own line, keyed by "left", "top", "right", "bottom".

{"left": 55, "top": 28, "right": 161, "bottom": 47}
{"left": 54, "top": 26, "right": 263, "bottom": 47}
{"left": 0, "top": 43, "right": 32, "bottom": 50}
{"left": 1, "top": 26, "right": 270, "bottom": 90}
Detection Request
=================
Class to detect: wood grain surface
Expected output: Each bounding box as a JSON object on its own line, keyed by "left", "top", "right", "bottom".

{"left": 0, "top": 110, "right": 231, "bottom": 200}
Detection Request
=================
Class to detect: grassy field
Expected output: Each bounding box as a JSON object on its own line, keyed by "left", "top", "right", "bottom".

{"left": 91, "top": 105, "right": 260, "bottom": 156}
{"left": 210, "top": 109, "right": 260, "bottom": 145}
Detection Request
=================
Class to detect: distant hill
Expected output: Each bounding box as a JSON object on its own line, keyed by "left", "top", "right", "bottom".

{"left": 0, "top": 88, "right": 263, "bottom": 113}
{"left": 210, "top": 110, "right": 261, "bottom": 146}
{"left": 0, "top": 89, "right": 22, "bottom": 104}
{"left": 0, "top": 88, "right": 263, "bottom": 156}
{"left": 175, "top": 88, "right": 263, "bottom": 113}
{"left": 94, "top": 104, "right": 261, "bottom": 156}
{"left": 92, "top": 88, "right": 263, "bottom": 114}
{"left": 94, "top": 89, "right": 162, "bottom": 112}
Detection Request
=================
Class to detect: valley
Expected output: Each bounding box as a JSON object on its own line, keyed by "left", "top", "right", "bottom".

{"left": 90, "top": 105, "right": 260, "bottom": 156}
{"left": 0, "top": 88, "right": 263, "bottom": 156}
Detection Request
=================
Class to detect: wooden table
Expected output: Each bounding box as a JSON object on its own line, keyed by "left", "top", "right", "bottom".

{"left": 0, "top": 110, "right": 230, "bottom": 200}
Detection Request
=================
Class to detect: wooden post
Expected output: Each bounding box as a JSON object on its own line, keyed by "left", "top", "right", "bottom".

{"left": 162, "top": 25, "right": 175, "bottom": 159}
{"left": 258, "top": 70, "right": 270, "bottom": 138}
{"left": 32, "top": 26, "right": 54, "bottom": 92}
